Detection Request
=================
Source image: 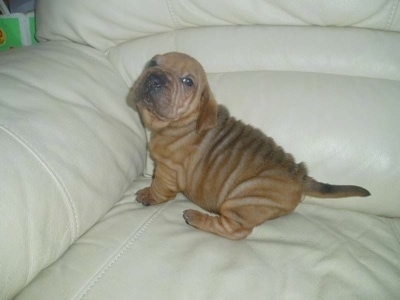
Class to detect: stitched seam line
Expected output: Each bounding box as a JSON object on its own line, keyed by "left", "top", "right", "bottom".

{"left": 166, "top": 0, "right": 180, "bottom": 28}
{"left": 76, "top": 201, "right": 171, "bottom": 300}
{"left": 0, "top": 124, "right": 79, "bottom": 239}
{"left": 386, "top": 0, "right": 400, "bottom": 30}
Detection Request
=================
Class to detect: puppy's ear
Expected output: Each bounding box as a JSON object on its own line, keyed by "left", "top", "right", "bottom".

{"left": 196, "top": 83, "right": 218, "bottom": 133}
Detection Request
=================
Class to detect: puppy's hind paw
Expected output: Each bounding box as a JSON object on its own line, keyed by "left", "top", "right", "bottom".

{"left": 183, "top": 209, "right": 207, "bottom": 228}
{"left": 183, "top": 209, "right": 197, "bottom": 226}
{"left": 183, "top": 210, "right": 192, "bottom": 225}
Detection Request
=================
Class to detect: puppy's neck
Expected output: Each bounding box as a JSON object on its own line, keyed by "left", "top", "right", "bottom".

{"left": 152, "top": 117, "right": 197, "bottom": 138}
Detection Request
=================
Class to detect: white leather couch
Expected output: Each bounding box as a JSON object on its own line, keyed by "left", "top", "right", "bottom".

{"left": 1, "top": 0, "right": 399, "bottom": 299}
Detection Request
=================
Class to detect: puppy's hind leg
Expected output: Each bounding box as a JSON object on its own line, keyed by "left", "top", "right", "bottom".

{"left": 183, "top": 209, "right": 253, "bottom": 240}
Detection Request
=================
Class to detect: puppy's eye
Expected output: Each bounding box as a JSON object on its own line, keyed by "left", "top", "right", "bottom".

{"left": 182, "top": 77, "right": 194, "bottom": 87}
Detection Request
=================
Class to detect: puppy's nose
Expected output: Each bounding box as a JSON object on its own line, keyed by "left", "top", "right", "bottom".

{"left": 146, "top": 73, "right": 167, "bottom": 92}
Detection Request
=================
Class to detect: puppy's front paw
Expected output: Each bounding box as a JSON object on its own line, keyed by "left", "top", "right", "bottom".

{"left": 136, "top": 187, "right": 157, "bottom": 206}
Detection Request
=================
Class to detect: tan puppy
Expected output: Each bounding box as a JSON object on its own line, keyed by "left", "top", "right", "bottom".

{"left": 132, "top": 52, "right": 370, "bottom": 240}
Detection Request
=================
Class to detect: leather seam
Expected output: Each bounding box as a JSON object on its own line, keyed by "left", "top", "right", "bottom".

{"left": 386, "top": 0, "right": 400, "bottom": 30}
{"left": 76, "top": 201, "right": 171, "bottom": 299}
{"left": 166, "top": 0, "right": 180, "bottom": 28}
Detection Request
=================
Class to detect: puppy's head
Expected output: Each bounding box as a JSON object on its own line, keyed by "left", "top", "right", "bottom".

{"left": 132, "top": 52, "right": 218, "bottom": 133}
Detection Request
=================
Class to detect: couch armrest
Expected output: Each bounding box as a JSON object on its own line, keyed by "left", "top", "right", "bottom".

{"left": 0, "top": 42, "right": 146, "bottom": 299}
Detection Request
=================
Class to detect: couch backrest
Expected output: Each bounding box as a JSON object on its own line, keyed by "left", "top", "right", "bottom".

{"left": 36, "top": 0, "right": 400, "bottom": 51}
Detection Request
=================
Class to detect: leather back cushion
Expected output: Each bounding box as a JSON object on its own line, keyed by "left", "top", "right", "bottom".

{"left": 36, "top": 0, "right": 400, "bottom": 51}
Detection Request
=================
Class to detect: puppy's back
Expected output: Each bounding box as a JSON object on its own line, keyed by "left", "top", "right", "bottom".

{"left": 185, "top": 105, "right": 307, "bottom": 211}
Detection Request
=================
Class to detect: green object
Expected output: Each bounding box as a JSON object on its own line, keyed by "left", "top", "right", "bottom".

{"left": 0, "top": 12, "right": 37, "bottom": 51}
{"left": 28, "top": 13, "right": 37, "bottom": 45}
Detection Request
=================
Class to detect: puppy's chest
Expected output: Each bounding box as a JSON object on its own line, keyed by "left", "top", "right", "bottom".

{"left": 149, "top": 134, "right": 198, "bottom": 175}
{"left": 150, "top": 132, "right": 212, "bottom": 200}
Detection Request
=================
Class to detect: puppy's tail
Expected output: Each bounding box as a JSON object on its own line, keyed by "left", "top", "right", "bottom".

{"left": 305, "top": 177, "right": 370, "bottom": 198}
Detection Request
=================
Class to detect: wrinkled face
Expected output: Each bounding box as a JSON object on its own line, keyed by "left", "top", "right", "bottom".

{"left": 133, "top": 52, "right": 210, "bottom": 130}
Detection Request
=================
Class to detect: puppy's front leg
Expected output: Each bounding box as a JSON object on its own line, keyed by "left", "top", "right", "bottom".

{"left": 136, "top": 164, "right": 179, "bottom": 206}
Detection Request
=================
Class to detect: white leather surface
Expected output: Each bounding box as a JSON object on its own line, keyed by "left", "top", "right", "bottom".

{"left": 36, "top": 0, "right": 400, "bottom": 51}
{"left": 17, "top": 177, "right": 400, "bottom": 300}
{"left": 0, "top": 42, "right": 146, "bottom": 299}
{"left": 108, "top": 25, "right": 400, "bottom": 218}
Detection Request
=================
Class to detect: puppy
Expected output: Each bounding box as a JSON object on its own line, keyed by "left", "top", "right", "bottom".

{"left": 132, "top": 52, "right": 370, "bottom": 240}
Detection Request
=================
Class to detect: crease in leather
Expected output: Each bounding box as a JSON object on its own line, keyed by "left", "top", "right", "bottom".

{"left": 389, "top": 218, "right": 400, "bottom": 243}
{"left": 0, "top": 124, "right": 79, "bottom": 240}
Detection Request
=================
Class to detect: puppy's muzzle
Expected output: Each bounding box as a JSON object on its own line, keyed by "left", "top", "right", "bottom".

{"left": 136, "top": 71, "right": 172, "bottom": 119}
{"left": 145, "top": 72, "right": 168, "bottom": 96}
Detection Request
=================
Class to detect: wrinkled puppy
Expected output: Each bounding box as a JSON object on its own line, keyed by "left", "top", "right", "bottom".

{"left": 132, "top": 52, "right": 370, "bottom": 240}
